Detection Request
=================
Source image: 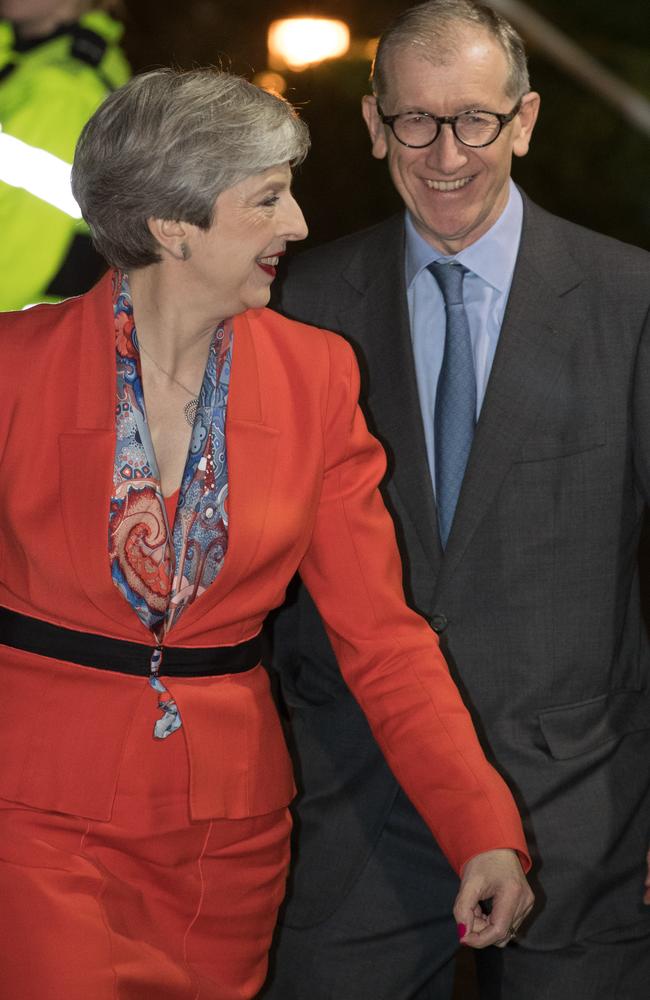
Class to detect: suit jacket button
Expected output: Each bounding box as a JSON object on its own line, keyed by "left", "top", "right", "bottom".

{"left": 430, "top": 614, "right": 448, "bottom": 633}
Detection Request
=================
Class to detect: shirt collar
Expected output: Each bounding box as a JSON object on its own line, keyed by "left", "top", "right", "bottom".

{"left": 405, "top": 179, "right": 523, "bottom": 292}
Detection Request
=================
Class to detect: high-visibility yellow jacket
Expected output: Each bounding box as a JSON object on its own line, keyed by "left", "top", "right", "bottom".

{"left": 0, "top": 10, "right": 130, "bottom": 310}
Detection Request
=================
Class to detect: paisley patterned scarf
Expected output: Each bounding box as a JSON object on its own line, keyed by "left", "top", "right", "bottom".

{"left": 109, "top": 272, "right": 232, "bottom": 735}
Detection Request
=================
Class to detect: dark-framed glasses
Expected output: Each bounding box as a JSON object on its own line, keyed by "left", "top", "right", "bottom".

{"left": 377, "top": 99, "right": 522, "bottom": 149}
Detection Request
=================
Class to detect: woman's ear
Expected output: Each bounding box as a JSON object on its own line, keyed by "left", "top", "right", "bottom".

{"left": 146, "top": 218, "right": 191, "bottom": 261}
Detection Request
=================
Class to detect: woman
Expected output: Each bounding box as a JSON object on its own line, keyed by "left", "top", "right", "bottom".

{"left": 0, "top": 0, "right": 130, "bottom": 309}
{"left": 0, "top": 68, "right": 533, "bottom": 999}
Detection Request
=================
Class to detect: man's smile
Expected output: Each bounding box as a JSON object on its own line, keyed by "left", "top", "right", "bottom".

{"left": 424, "top": 176, "right": 475, "bottom": 192}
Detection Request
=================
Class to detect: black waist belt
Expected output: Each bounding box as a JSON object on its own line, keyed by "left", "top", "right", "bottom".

{"left": 0, "top": 606, "right": 262, "bottom": 678}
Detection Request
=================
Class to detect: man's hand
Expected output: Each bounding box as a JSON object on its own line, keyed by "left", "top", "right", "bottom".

{"left": 454, "top": 848, "right": 534, "bottom": 949}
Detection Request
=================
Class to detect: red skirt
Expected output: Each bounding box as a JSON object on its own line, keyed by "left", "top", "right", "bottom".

{"left": 0, "top": 683, "right": 291, "bottom": 999}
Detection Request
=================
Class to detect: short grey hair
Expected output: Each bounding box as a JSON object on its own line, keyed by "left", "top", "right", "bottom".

{"left": 372, "top": 0, "right": 530, "bottom": 103}
{"left": 72, "top": 68, "right": 310, "bottom": 270}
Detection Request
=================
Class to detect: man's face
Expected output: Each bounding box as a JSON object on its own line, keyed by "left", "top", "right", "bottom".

{"left": 362, "top": 28, "right": 539, "bottom": 254}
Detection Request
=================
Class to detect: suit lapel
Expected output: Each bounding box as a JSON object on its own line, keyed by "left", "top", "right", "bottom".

{"left": 337, "top": 216, "right": 442, "bottom": 578}
{"left": 436, "top": 196, "right": 585, "bottom": 593}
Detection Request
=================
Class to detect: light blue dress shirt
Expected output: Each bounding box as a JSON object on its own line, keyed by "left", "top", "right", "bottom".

{"left": 405, "top": 180, "right": 523, "bottom": 492}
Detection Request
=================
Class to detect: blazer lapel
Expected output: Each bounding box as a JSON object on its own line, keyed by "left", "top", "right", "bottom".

{"left": 338, "top": 216, "right": 442, "bottom": 578}
{"left": 59, "top": 280, "right": 278, "bottom": 642}
{"left": 169, "top": 310, "right": 279, "bottom": 634}
{"left": 58, "top": 273, "right": 150, "bottom": 634}
{"left": 59, "top": 287, "right": 280, "bottom": 639}
{"left": 436, "top": 196, "right": 585, "bottom": 593}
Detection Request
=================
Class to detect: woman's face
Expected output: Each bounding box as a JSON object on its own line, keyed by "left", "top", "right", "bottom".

{"left": 185, "top": 162, "right": 308, "bottom": 317}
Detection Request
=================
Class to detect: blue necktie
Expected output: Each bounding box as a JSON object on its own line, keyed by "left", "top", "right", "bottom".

{"left": 428, "top": 260, "right": 476, "bottom": 547}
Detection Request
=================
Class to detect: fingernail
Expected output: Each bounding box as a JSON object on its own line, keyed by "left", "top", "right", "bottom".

{"left": 457, "top": 922, "right": 467, "bottom": 940}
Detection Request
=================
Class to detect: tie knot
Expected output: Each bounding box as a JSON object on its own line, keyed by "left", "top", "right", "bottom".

{"left": 428, "top": 260, "right": 468, "bottom": 306}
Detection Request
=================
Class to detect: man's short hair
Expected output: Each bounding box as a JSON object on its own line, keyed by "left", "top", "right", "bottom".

{"left": 372, "top": 0, "right": 530, "bottom": 102}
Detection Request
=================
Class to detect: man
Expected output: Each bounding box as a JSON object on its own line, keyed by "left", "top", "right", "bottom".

{"left": 263, "top": 2, "right": 650, "bottom": 998}
{"left": 0, "top": 0, "right": 130, "bottom": 309}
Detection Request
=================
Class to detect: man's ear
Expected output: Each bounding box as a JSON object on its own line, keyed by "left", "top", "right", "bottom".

{"left": 362, "top": 95, "right": 389, "bottom": 160}
{"left": 146, "top": 217, "right": 190, "bottom": 261}
{"left": 512, "top": 91, "right": 540, "bottom": 158}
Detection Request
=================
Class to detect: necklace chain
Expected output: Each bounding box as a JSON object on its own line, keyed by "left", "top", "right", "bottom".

{"left": 138, "top": 341, "right": 200, "bottom": 427}
{"left": 138, "top": 341, "right": 200, "bottom": 398}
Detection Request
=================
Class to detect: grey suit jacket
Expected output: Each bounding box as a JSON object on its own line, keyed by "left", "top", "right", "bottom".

{"left": 270, "top": 193, "right": 650, "bottom": 947}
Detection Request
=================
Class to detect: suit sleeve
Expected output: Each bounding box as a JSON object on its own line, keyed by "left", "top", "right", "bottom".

{"left": 298, "top": 333, "right": 531, "bottom": 875}
{"left": 633, "top": 303, "right": 650, "bottom": 500}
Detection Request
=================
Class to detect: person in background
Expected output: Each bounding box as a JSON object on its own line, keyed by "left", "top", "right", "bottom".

{"left": 0, "top": 67, "right": 532, "bottom": 999}
{"left": 0, "top": 0, "right": 129, "bottom": 310}
{"left": 265, "top": 2, "right": 650, "bottom": 998}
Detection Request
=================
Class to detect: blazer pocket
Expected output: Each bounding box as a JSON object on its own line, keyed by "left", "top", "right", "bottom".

{"left": 516, "top": 424, "right": 605, "bottom": 463}
{"left": 538, "top": 689, "right": 650, "bottom": 760}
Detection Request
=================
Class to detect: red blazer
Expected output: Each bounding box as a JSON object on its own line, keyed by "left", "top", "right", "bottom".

{"left": 0, "top": 272, "right": 529, "bottom": 874}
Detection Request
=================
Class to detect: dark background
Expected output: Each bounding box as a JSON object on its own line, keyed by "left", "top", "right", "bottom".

{"left": 118, "top": 0, "right": 649, "bottom": 251}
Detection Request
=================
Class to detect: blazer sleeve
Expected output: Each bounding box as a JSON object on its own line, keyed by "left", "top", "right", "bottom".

{"left": 298, "top": 332, "right": 531, "bottom": 875}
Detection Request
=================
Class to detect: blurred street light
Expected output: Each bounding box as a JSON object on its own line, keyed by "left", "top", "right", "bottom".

{"left": 252, "top": 70, "right": 287, "bottom": 95}
{"left": 267, "top": 17, "right": 350, "bottom": 71}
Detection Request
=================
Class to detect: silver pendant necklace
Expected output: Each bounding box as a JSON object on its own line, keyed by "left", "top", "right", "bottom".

{"left": 138, "top": 342, "right": 200, "bottom": 427}
{"left": 183, "top": 398, "right": 198, "bottom": 426}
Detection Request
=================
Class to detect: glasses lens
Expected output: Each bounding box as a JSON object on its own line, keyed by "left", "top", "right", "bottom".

{"left": 392, "top": 113, "right": 438, "bottom": 147}
{"left": 455, "top": 111, "right": 501, "bottom": 146}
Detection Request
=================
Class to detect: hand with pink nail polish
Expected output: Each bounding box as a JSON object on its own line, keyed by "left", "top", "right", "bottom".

{"left": 453, "top": 848, "right": 534, "bottom": 949}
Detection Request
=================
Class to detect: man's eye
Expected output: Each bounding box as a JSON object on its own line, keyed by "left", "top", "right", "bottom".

{"left": 464, "top": 113, "right": 493, "bottom": 125}
{"left": 262, "top": 195, "right": 280, "bottom": 207}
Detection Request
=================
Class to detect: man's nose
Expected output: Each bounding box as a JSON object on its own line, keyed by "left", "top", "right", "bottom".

{"left": 424, "top": 123, "right": 469, "bottom": 173}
